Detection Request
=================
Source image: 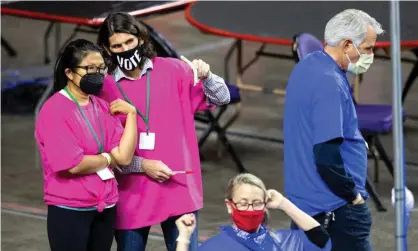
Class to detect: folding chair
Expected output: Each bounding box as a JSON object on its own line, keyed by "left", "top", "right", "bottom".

{"left": 144, "top": 21, "right": 247, "bottom": 173}
{"left": 194, "top": 84, "right": 247, "bottom": 173}
{"left": 356, "top": 105, "right": 405, "bottom": 181}
{"left": 292, "top": 32, "right": 387, "bottom": 211}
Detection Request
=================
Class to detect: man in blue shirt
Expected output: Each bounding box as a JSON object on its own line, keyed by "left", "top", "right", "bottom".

{"left": 284, "top": 9, "right": 384, "bottom": 251}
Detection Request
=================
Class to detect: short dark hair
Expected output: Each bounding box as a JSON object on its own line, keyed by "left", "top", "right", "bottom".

{"left": 53, "top": 39, "right": 102, "bottom": 94}
{"left": 97, "top": 12, "right": 157, "bottom": 73}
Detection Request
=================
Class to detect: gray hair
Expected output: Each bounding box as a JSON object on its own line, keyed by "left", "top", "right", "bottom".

{"left": 324, "top": 9, "right": 384, "bottom": 47}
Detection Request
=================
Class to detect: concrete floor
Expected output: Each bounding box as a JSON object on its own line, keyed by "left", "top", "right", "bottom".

{"left": 2, "top": 7, "right": 418, "bottom": 251}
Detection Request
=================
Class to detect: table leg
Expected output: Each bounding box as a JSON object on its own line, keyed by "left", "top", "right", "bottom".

{"left": 401, "top": 48, "right": 418, "bottom": 103}
{"left": 55, "top": 23, "right": 61, "bottom": 56}
{"left": 1, "top": 36, "right": 17, "bottom": 57}
{"left": 224, "top": 39, "right": 239, "bottom": 84}
{"left": 44, "top": 22, "right": 55, "bottom": 64}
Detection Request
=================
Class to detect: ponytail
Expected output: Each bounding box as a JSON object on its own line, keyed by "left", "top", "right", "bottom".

{"left": 52, "top": 51, "right": 67, "bottom": 94}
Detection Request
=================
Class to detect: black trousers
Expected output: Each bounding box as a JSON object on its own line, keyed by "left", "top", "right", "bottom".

{"left": 47, "top": 205, "right": 116, "bottom": 251}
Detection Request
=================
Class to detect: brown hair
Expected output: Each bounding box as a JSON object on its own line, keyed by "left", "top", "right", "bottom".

{"left": 97, "top": 12, "right": 157, "bottom": 73}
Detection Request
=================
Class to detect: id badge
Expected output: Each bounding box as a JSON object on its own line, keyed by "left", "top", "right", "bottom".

{"left": 97, "top": 167, "right": 115, "bottom": 180}
{"left": 139, "top": 132, "right": 155, "bottom": 150}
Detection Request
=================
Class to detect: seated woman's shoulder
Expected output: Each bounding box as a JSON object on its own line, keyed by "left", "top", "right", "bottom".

{"left": 198, "top": 232, "right": 245, "bottom": 251}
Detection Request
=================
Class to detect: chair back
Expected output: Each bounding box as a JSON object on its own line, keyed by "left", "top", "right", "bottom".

{"left": 227, "top": 83, "right": 241, "bottom": 103}
{"left": 141, "top": 21, "right": 180, "bottom": 58}
{"left": 292, "top": 33, "right": 324, "bottom": 62}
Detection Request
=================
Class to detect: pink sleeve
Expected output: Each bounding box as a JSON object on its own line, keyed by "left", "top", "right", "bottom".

{"left": 177, "top": 60, "right": 214, "bottom": 113}
{"left": 192, "top": 80, "right": 215, "bottom": 112}
{"left": 35, "top": 112, "right": 84, "bottom": 172}
{"left": 98, "top": 75, "right": 117, "bottom": 103}
{"left": 94, "top": 97, "right": 125, "bottom": 152}
{"left": 107, "top": 115, "right": 125, "bottom": 152}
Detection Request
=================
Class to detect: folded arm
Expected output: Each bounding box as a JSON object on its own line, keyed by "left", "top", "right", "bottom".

{"left": 110, "top": 112, "right": 137, "bottom": 166}
{"left": 314, "top": 138, "right": 358, "bottom": 203}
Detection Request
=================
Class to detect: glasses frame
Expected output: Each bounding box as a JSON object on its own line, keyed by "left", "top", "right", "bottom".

{"left": 230, "top": 200, "right": 266, "bottom": 211}
{"left": 74, "top": 65, "right": 108, "bottom": 75}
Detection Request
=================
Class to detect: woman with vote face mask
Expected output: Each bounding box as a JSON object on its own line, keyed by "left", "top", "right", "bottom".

{"left": 96, "top": 12, "right": 231, "bottom": 251}
{"left": 35, "top": 39, "right": 138, "bottom": 251}
{"left": 175, "top": 173, "right": 332, "bottom": 251}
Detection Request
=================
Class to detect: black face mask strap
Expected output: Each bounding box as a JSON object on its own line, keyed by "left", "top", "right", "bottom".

{"left": 69, "top": 72, "right": 103, "bottom": 95}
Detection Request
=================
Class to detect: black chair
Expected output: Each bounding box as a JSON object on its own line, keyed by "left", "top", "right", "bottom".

{"left": 194, "top": 85, "right": 247, "bottom": 173}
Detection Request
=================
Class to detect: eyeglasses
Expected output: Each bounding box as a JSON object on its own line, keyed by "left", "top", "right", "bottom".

{"left": 230, "top": 200, "right": 266, "bottom": 211}
{"left": 75, "top": 65, "right": 108, "bottom": 75}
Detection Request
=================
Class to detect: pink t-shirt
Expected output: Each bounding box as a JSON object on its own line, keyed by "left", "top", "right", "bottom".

{"left": 35, "top": 92, "right": 124, "bottom": 212}
{"left": 100, "top": 57, "right": 213, "bottom": 229}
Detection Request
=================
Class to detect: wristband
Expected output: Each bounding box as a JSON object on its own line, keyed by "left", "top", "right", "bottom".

{"left": 176, "top": 236, "right": 190, "bottom": 244}
{"left": 101, "top": 153, "right": 111, "bottom": 166}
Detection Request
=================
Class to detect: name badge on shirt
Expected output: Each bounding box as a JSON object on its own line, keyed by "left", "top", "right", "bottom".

{"left": 139, "top": 132, "right": 155, "bottom": 150}
{"left": 97, "top": 167, "right": 115, "bottom": 180}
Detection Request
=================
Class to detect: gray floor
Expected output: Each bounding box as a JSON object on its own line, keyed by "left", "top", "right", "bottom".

{"left": 2, "top": 8, "right": 418, "bottom": 251}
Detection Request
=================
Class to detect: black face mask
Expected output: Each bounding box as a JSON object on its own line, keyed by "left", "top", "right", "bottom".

{"left": 112, "top": 44, "right": 143, "bottom": 71}
{"left": 78, "top": 73, "right": 104, "bottom": 95}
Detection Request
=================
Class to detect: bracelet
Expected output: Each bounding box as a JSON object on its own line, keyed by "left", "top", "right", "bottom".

{"left": 101, "top": 153, "right": 111, "bottom": 166}
{"left": 176, "top": 237, "right": 190, "bottom": 244}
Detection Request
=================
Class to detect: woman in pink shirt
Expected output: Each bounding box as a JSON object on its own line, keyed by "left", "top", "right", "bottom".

{"left": 35, "top": 39, "right": 138, "bottom": 251}
{"left": 96, "top": 12, "right": 230, "bottom": 251}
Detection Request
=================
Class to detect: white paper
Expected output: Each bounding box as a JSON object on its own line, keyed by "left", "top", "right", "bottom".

{"left": 139, "top": 132, "right": 155, "bottom": 150}
{"left": 97, "top": 167, "right": 115, "bottom": 180}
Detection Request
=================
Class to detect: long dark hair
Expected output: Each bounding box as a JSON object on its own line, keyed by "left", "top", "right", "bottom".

{"left": 53, "top": 39, "right": 103, "bottom": 94}
{"left": 97, "top": 12, "right": 157, "bottom": 73}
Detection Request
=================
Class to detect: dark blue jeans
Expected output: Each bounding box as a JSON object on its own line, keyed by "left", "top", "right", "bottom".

{"left": 115, "top": 212, "right": 198, "bottom": 251}
{"left": 292, "top": 202, "right": 373, "bottom": 251}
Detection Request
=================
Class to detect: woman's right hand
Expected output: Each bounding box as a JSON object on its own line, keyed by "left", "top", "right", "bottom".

{"left": 175, "top": 214, "right": 196, "bottom": 238}
{"left": 110, "top": 99, "right": 136, "bottom": 115}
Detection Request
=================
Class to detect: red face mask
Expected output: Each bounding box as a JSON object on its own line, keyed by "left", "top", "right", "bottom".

{"left": 231, "top": 206, "right": 265, "bottom": 233}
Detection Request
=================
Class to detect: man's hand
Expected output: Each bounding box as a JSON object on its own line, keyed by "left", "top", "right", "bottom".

{"left": 352, "top": 193, "right": 365, "bottom": 205}
{"left": 110, "top": 99, "right": 136, "bottom": 115}
{"left": 192, "top": 59, "right": 210, "bottom": 79}
{"left": 142, "top": 159, "right": 173, "bottom": 182}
